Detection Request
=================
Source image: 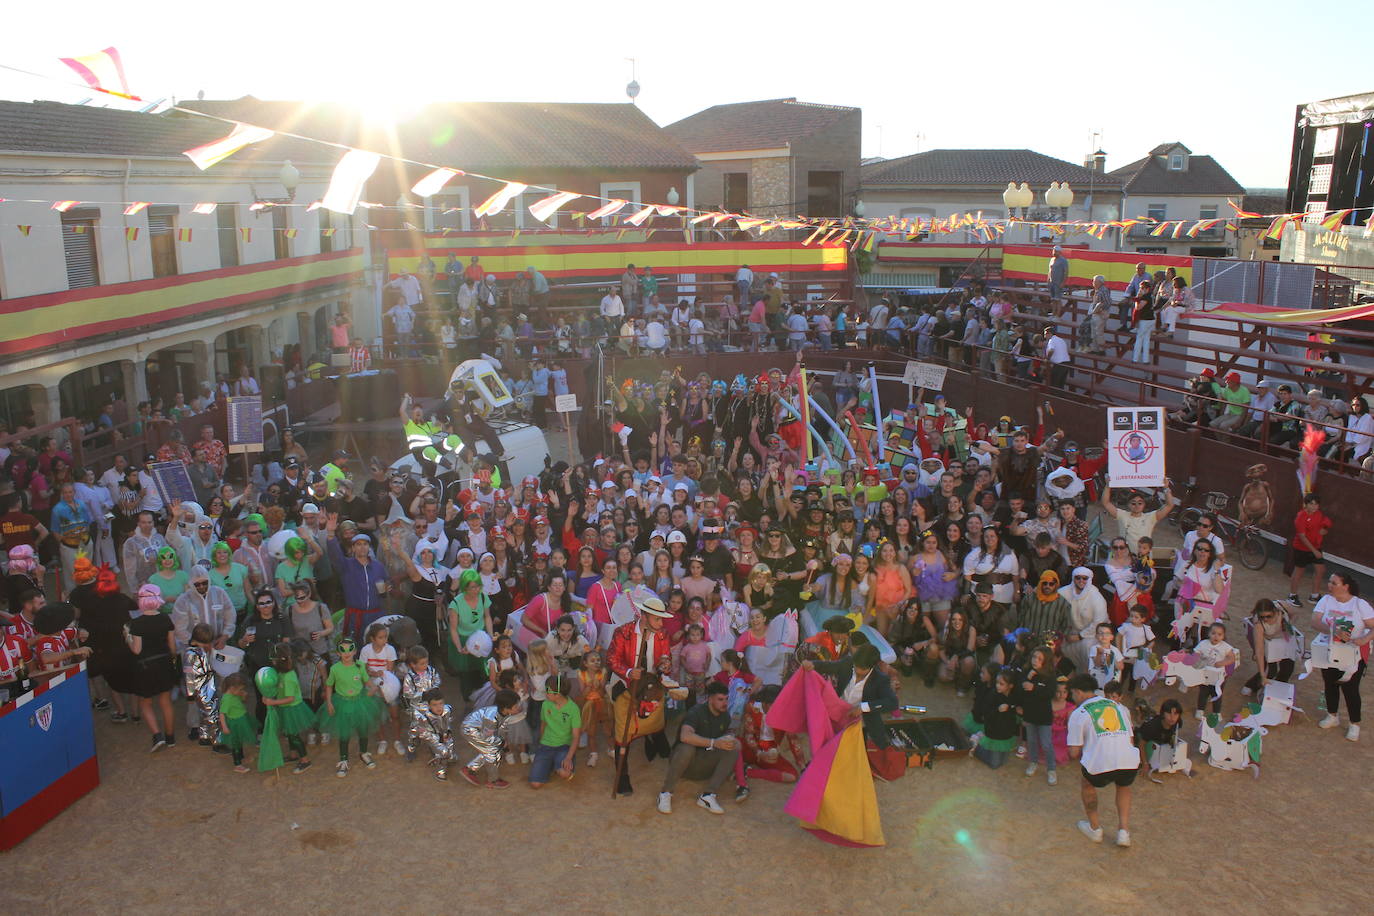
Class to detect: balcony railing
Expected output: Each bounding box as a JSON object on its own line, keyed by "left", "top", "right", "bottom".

{"left": 1127, "top": 224, "right": 1226, "bottom": 241}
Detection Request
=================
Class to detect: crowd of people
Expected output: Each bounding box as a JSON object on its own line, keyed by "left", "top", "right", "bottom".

{"left": 1, "top": 335, "right": 1369, "bottom": 846}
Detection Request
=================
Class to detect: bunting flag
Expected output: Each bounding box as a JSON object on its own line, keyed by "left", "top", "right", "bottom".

{"left": 689, "top": 212, "right": 715, "bottom": 226}
{"left": 1149, "top": 221, "right": 1171, "bottom": 237}
{"left": 124, "top": 227, "right": 139, "bottom": 241}
{"left": 52, "top": 201, "right": 79, "bottom": 212}
{"left": 654, "top": 204, "right": 685, "bottom": 217}
{"left": 70, "top": 225, "right": 88, "bottom": 234}
{"left": 736, "top": 217, "right": 768, "bottom": 232}
{"left": 239, "top": 227, "right": 252, "bottom": 243}
{"left": 183, "top": 123, "right": 276, "bottom": 171}
{"left": 682, "top": 227, "right": 693, "bottom": 244}
{"left": 410, "top": 167, "right": 463, "bottom": 198}
{"left": 1228, "top": 198, "right": 1262, "bottom": 220}
{"left": 472, "top": 180, "right": 528, "bottom": 219}
{"left": 321, "top": 228, "right": 336, "bottom": 237}
{"left": 249, "top": 202, "right": 271, "bottom": 212}
{"left": 306, "top": 200, "right": 323, "bottom": 213}
{"left": 861, "top": 231, "right": 876, "bottom": 252}
{"left": 283, "top": 228, "right": 298, "bottom": 238}
{"left": 585, "top": 198, "right": 626, "bottom": 220}
{"left": 615, "top": 228, "right": 628, "bottom": 241}
{"left": 17, "top": 225, "right": 31, "bottom": 236}
{"left": 58, "top": 46, "right": 139, "bottom": 100}
{"left": 1263, "top": 216, "right": 1294, "bottom": 241}
{"left": 1170, "top": 221, "right": 1187, "bottom": 239}
{"left": 1320, "top": 209, "right": 1353, "bottom": 230}
{"left": 511, "top": 230, "right": 521, "bottom": 242}
{"left": 123, "top": 202, "right": 149, "bottom": 215}
{"left": 624, "top": 205, "right": 657, "bottom": 227}
{"left": 802, "top": 224, "right": 827, "bottom": 246}
{"left": 192, "top": 202, "right": 217, "bottom": 215}
{"left": 527, "top": 191, "right": 580, "bottom": 223}
{"left": 176, "top": 228, "right": 192, "bottom": 242}
{"left": 710, "top": 212, "right": 733, "bottom": 226}
{"left": 322, "top": 150, "right": 382, "bottom": 215}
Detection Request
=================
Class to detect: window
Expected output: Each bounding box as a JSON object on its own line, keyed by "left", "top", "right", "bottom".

{"left": 318, "top": 209, "right": 333, "bottom": 254}
{"left": 723, "top": 173, "right": 749, "bottom": 213}
{"left": 520, "top": 187, "right": 557, "bottom": 229}
{"left": 1147, "top": 203, "right": 1167, "bottom": 222}
{"left": 1199, "top": 206, "right": 1217, "bottom": 220}
{"left": 598, "top": 182, "right": 641, "bottom": 225}
{"left": 60, "top": 212, "right": 99, "bottom": 289}
{"left": 147, "top": 207, "right": 179, "bottom": 278}
{"left": 806, "top": 171, "right": 843, "bottom": 218}
{"left": 1308, "top": 163, "right": 1333, "bottom": 197}
{"left": 1169, "top": 154, "right": 1184, "bottom": 170}
{"left": 216, "top": 205, "right": 239, "bottom": 268}
{"left": 1304, "top": 201, "right": 1327, "bottom": 224}
{"left": 272, "top": 207, "right": 290, "bottom": 260}
{"left": 431, "top": 188, "right": 471, "bottom": 232}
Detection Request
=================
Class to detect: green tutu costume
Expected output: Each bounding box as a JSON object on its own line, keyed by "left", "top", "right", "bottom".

{"left": 446, "top": 586, "right": 489, "bottom": 678}
{"left": 257, "top": 667, "right": 315, "bottom": 772}
{"left": 218, "top": 693, "right": 259, "bottom": 750}
{"left": 315, "top": 660, "right": 383, "bottom": 741}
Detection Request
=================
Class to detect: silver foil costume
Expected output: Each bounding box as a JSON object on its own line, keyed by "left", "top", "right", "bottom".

{"left": 182, "top": 646, "right": 219, "bottom": 742}
{"left": 401, "top": 664, "right": 443, "bottom": 753}
{"left": 461, "top": 704, "right": 510, "bottom": 776}
{"left": 411, "top": 703, "right": 456, "bottom": 777}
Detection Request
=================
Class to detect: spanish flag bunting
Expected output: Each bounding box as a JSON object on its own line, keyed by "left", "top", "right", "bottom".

{"left": 710, "top": 212, "right": 733, "bottom": 226}
{"left": 322, "top": 228, "right": 336, "bottom": 237}
{"left": 654, "top": 204, "right": 684, "bottom": 217}
{"left": 284, "top": 228, "right": 298, "bottom": 238}
{"left": 1320, "top": 209, "right": 1353, "bottom": 231}
{"left": 527, "top": 191, "right": 580, "bottom": 223}
{"left": 239, "top": 227, "right": 252, "bottom": 243}
{"left": 123, "top": 202, "right": 149, "bottom": 215}
{"left": 1263, "top": 216, "right": 1292, "bottom": 241}
{"left": 571, "top": 211, "right": 587, "bottom": 223}
{"left": 125, "top": 227, "right": 139, "bottom": 241}
{"left": 70, "top": 225, "right": 88, "bottom": 234}
{"left": 58, "top": 46, "right": 139, "bottom": 100}
{"left": 1225, "top": 221, "right": 1238, "bottom": 232}
{"left": 834, "top": 229, "right": 853, "bottom": 245}
{"left": 323, "top": 150, "right": 383, "bottom": 215}
{"left": 689, "top": 212, "right": 714, "bottom": 226}
{"left": 410, "top": 167, "right": 463, "bottom": 198}
{"left": 176, "top": 227, "right": 192, "bottom": 242}
{"left": 1228, "top": 198, "right": 1262, "bottom": 219}
{"left": 183, "top": 122, "right": 275, "bottom": 171}
{"left": 625, "top": 206, "right": 657, "bottom": 227}
{"left": 192, "top": 202, "right": 217, "bottom": 215}
{"left": 861, "top": 231, "right": 876, "bottom": 253}
{"left": 585, "top": 199, "right": 626, "bottom": 220}
{"left": 441, "top": 227, "right": 456, "bottom": 236}
{"left": 1149, "top": 221, "right": 1170, "bottom": 237}
{"left": 249, "top": 202, "right": 270, "bottom": 212}
{"left": 802, "top": 225, "right": 826, "bottom": 246}
{"left": 511, "top": 230, "right": 520, "bottom": 241}
{"left": 1170, "top": 221, "right": 1186, "bottom": 239}
{"left": 736, "top": 217, "right": 767, "bottom": 232}
{"left": 615, "top": 228, "right": 628, "bottom": 241}
{"left": 17, "top": 225, "right": 30, "bottom": 236}
{"left": 52, "top": 200, "right": 79, "bottom": 212}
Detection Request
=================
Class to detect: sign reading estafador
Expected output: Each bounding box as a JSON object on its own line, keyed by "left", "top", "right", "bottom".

{"left": 1107, "top": 407, "right": 1166, "bottom": 487}
{"left": 903, "top": 361, "right": 947, "bottom": 391}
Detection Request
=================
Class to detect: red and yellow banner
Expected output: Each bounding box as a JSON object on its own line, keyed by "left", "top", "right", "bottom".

{"left": 1001, "top": 244, "right": 1191, "bottom": 290}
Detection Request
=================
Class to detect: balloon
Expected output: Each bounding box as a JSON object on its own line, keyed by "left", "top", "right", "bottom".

{"left": 465, "top": 630, "right": 493, "bottom": 658}
{"left": 380, "top": 670, "right": 401, "bottom": 704}
{"left": 267, "top": 529, "right": 295, "bottom": 560}
{"left": 254, "top": 666, "right": 279, "bottom": 695}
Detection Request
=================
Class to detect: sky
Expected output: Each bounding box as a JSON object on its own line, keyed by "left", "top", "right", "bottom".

{"left": 2, "top": 0, "right": 1371, "bottom": 190}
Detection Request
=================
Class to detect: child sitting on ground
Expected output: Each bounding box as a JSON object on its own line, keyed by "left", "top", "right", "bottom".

{"left": 529, "top": 673, "right": 581, "bottom": 789}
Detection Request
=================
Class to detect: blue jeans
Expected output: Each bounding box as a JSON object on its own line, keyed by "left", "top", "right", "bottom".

{"left": 1024, "top": 722, "right": 1055, "bottom": 769}
{"left": 529, "top": 743, "right": 571, "bottom": 784}
{"left": 1133, "top": 320, "right": 1155, "bottom": 362}
{"left": 973, "top": 745, "right": 1008, "bottom": 769}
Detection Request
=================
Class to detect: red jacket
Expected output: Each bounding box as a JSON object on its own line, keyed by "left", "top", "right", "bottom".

{"left": 607, "top": 620, "right": 671, "bottom": 684}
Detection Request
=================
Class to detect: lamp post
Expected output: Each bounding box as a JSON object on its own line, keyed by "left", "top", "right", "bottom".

{"left": 279, "top": 160, "right": 300, "bottom": 201}
{"left": 853, "top": 199, "right": 866, "bottom": 218}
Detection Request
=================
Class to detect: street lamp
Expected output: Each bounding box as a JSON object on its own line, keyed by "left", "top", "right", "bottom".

{"left": 666, "top": 186, "right": 680, "bottom": 206}
{"left": 1046, "top": 182, "right": 1074, "bottom": 221}
{"left": 279, "top": 160, "right": 300, "bottom": 200}
{"left": 853, "top": 199, "right": 866, "bottom": 218}
{"left": 1002, "top": 181, "right": 1018, "bottom": 219}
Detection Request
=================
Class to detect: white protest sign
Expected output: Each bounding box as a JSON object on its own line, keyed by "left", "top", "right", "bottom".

{"left": 902, "top": 361, "right": 947, "bottom": 391}
{"left": 1106, "top": 406, "right": 1166, "bottom": 487}
{"left": 555, "top": 394, "right": 579, "bottom": 413}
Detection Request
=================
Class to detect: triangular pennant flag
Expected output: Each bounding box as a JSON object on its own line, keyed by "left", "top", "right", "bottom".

{"left": 473, "top": 181, "right": 528, "bottom": 218}
{"left": 1320, "top": 209, "right": 1353, "bottom": 231}
{"left": 17, "top": 225, "right": 31, "bottom": 236}
{"left": 176, "top": 227, "right": 192, "bottom": 242}
{"left": 736, "top": 217, "right": 767, "bottom": 232}
{"left": 123, "top": 202, "right": 150, "bottom": 215}
{"left": 710, "top": 212, "right": 732, "bottom": 226}
{"left": 322, "top": 150, "right": 382, "bottom": 215}
{"left": 689, "top": 212, "right": 714, "bottom": 226}
{"left": 654, "top": 204, "right": 684, "bottom": 216}
{"left": 527, "top": 191, "right": 580, "bottom": 223}
{"left": 321, "top": 228, "right": 336, "bottom": 237}
{"left": 862, "top": 231, "right": 876, "bottom": 253}
{"left": 52, "top": 201, "right": 79, "bottom": 212}
{"left": 1149, "top": 221, "right": 1171, "bottom": 237}
{"left": 249, "top": 202, "right": 271, "bottom": 212}
{"left": 239, "top": 227, "right": 252, "bottom": 243}
{"left": 192, "top": 202, "right": 217, "bottom": 215}
{"left": 624, "top": 205, "right": 657, "bottom": 227}
{"left": 125, "top": 227, "right": 139, "bottom": 241}
{"left": 1228, "top": 198, "right": 1262, "bottom": 220}
{"left": 283, "top": 228, "right": 298, "bottom": 239}
{"left": 183, "top": 123, "right": 275, "bottom": 171}
{"left": 802, "top": 225, "right": 826, "bottom": 246}
{"left": 615, "top": 228, "right": 628, "bottom": 241}
{"left": 307, "top": 200, "right": 324, "bottom": 213}
{"left": 511, "top": 230, "right": 521, "bottom": 241}
{"left": 410, "top": 168, "right": 463, "bottom": 198}
{"left": 59, "top": 46, "right": 139, "bottom": 100}
{"left": 1170, "top": 221, "right": 1186, "bottom": 239}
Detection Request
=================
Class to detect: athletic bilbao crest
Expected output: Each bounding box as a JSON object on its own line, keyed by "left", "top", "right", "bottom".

{"left": 35, "top": 703, "right": 53, "bottom": 732}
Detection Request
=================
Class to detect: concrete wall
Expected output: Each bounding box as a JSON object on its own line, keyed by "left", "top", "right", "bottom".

{"left": 790, "top": 109, "right": 862, "bottom": 217}
{"left": 860, "top": 188, "right": 1120, "bottom": 251}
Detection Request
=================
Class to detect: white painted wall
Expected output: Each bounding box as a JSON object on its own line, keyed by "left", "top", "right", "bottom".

{"left": 859, "top": 188, "right": 1120, "bottom": 251}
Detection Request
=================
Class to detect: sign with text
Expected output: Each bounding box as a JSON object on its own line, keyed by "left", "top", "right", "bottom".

{"left": 903, "top": 361, "right": 947, "bottom": 391}
{"left": 554, "top": 394, "right": 579, "bottom": 413}
{"left": 149, "top": 460, "right": 198, "bottom": 508}
{"left": 226, "top": 396, "right": 264, "bottom": 453}
{"left": 1107, "top": 407, "right": 1166, "bottom": 487}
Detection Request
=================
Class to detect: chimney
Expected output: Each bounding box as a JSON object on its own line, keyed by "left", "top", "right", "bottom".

{"left": 1092, "top": 149, "right": 1107, "bottom": 172}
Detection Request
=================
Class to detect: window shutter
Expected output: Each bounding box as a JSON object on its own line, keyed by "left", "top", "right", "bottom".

{"left": 61, "top": 218, "right": 99, "bottom": 289}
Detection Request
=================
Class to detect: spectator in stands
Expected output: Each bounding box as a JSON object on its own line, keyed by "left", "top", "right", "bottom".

{"left": 639, "top": 266, "right": 658, "bottom": 310}
{"left": 621, "top": 264, "right": 639, "bottom": 311}
{"left": 1209, "top": 372, "right": 1251, "bottom": 433}
{"left": 1122, "top": 262, "right": 1149, "bottom": 328}
{"left": 1332, "top": 395, "right": 1374, "bottom": 466}
{"left": 600, "top": 285, "right": 624, "bottom": 326}
{"left": 1082, "top": 275, "right": 1109, "bottom": 354}
{"left": 1128, "top": 280, "right": 1156, "bottom": 363}
{"left": 348, "top": 337, "right": 372, "bottom": 374}
{"left": 1047, "top": 246, "right": 1068, "bottom": 300}
{"left": 1044, "top": 326, "right": 1071, "bottom": 389}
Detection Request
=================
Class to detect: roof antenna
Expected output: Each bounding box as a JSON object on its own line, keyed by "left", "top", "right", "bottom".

{"left": 625, "top": 58, "right": 640, "bottom": 104}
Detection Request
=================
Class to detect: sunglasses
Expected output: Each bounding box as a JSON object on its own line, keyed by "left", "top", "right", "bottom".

{"left": 256, "top": 599, "right": 274, "bottom": 606}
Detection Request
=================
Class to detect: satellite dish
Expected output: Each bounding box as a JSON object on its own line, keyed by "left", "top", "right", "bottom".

{"left": 626, "top": 80, "right": 640, "bottom": 101}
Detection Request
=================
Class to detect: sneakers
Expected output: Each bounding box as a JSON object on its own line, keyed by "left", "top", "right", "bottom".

{"left": 375, "top": 740, "right": 388, "bottom": 756}
{"left": 657, "top": 791, "right": 673, "bottom": 814}
{"left": 164, "top": 734, "right": 177, "bottom": 749}
{"left": 1077, "top": 820, "right": 1104, "bottom": 843}
{"left": 1309, "top": 593, "right": 1321, "bottom": 603}
{"left": 1319, "top": 714, "right": 1341, "bottom": 729}
{"left": 1347, "top": 725, "right": 1361, "bottom": 742}
{"left": 734, "top": 785, "right": 750, "bottom": 804}
{"left": 1047, "top": 771, "right": 1058, "bottom": 786}
{"left": 308, "top": 733, "right": 318, "bottom": 746}
{"left": 292, "top": 760, "right": 312, "bottom": 775}
{"left": 361, "top": 752, "right": 377, "bottom": 769}
{"left": 150, "top": 733, "right": 167, "bottom": 753}
{"left": 697, "top": 793, "right": 725, "bottom": 815}
{"left": 92, "top": 698, "right": 110, "bottom": 711}
{"left": 435, "top": 769, "right": 448, "bottom": 781}
{"left": 586, "top": 752, "right": 599, "bottom": 768}
{"left": 519, "top": 751, "right": 531, "bottom": 764}
{"left": 320, "top": 732, "right": 332, "bottom": 745}
{"left": 336, "top": 760, "right": 349, "bottom": 778}
{"left": 504, "top": 752, "right": 516, "bottom": 765}
{"left": 459, "top": 767, "right": 481, "bottom": 787}
{"left": 488, "top": 778, "right": 510, "bottom": 789}
{"left": 187, "top": 728, "right": 199, "bottom": 742}
{"left": 1116, "top": 829, "right": 1132, "bottom": 847}
{"left": 1288, "top": 594, "right": 1302, "bottom": 607}
{"left": 1024, "top": 763, "right": 1038, "bottom": 777}
{"left": 233, "top": 764, "right": 250, "bottom": 774}
{"left": 110, "top": 712, "right": 130, "bottom": 723}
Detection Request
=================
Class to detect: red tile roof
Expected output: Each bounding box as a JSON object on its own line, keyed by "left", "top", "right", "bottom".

{"left": 861, "top": 149, "right": 1121, "bottom": 188}
{"left": 664, "top": 98, "right": 858, "bottom": 153}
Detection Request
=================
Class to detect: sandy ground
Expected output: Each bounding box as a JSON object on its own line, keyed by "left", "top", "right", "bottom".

{"left": 5, "top": 521, "right": 1370, "bottom": 915}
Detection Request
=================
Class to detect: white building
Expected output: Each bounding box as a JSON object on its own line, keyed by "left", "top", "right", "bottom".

{"left": 1110, "top": 142, "right": 1246, "bottom": 258}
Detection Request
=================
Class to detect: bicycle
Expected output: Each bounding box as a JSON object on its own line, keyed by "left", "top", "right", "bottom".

{"left": 1176, "top": 490, "right": 1269, "bottom": 570}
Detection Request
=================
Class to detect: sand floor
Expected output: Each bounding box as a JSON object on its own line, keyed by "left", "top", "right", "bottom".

{"left": 4, "top": 524, "right": 1368, "bottom": 915}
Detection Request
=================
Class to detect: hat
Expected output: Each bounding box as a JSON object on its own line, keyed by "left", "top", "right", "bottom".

{"left": 822, "top": 616, "right": 855, "bottom": 634}
{"left": 973, "top": 581, "right": 994, "bottom": 596}
{"left": 1200, "top": 368, "right": 1215, "bottom": 378}
{"left": 533, "top": 515, "right": 549, "bottom": 527}
{"left": 351, "top": 533, "right": 372, "bottom": 544}
{"left": 673, "top": 482, "right": 689, "bottom": 493}
{"left": 1038, "top": 569, "right": 1061, "bottom": 587}
{"left": 301, "top": 503, "right": 320, "bottom": 514}
{"left": 490, "top": 525, "right": 506, "bottom": 537}
{"left": 632, "top": 590, "right": 673, "bottom": 618}
{"left": 1225, "top": 371, "right": 1241, "bottom": 383}
{"left": 649, "top": 530, "right": 666, "bottom": 541}
{"left": 625, "top": 489, "right": 638, "bottom": 500}
{"left": 1254, "top": 378, "right": 1272, "bottom": 388}
{"left": 601, "top": 480, "right": 616, "bottom": 490}
{"left": 73, "top": 556, "right": 98, "bottom": 585}
{"left": 666, "top": 530, "right": 687, "bottom": 545}
{"left": 284, "top": 456, "right": 300, "bottom": 468}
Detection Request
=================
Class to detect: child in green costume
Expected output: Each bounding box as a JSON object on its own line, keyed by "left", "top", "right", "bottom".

{"left": 318, "top": 638, "right": 384, "bottom": 777}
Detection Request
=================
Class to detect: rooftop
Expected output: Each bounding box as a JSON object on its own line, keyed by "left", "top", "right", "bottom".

{"left": 1109, "top": 148, "right": 1246, "bottom": 197}
{"left": 860, "top": 148, "right": 1121, "bottom": 188}
{"left": 664, "top": 98, "right": 859, "bottom": 153}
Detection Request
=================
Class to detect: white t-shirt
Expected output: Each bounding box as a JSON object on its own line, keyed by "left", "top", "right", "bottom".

{"left": 645, "top": 321, "right": 667, "bottom": 350}
{"left": 1068, "top": 695, "right": 1140, "bottom": 774}
{"left": 1087, "top": 643, "right": 1124, "bottom": 688}
{"left": 1314, "top": 594, "right": 1374, "bottom": 661}
{"left": 688, "top": 318, "right": 705, "bottom": 346}
{"left": 360, "top": 643, "right": 397, "bottom": 680}
{"left": 1118, "top": 622, "right": 1150, "bottom": 659}
{"left": 1194, "top": 639, "right": 1235, "bottom": 668}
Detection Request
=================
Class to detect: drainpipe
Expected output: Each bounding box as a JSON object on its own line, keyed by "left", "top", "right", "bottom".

{"left": 123, "top": 158, "right": 136, "bottom": 280}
